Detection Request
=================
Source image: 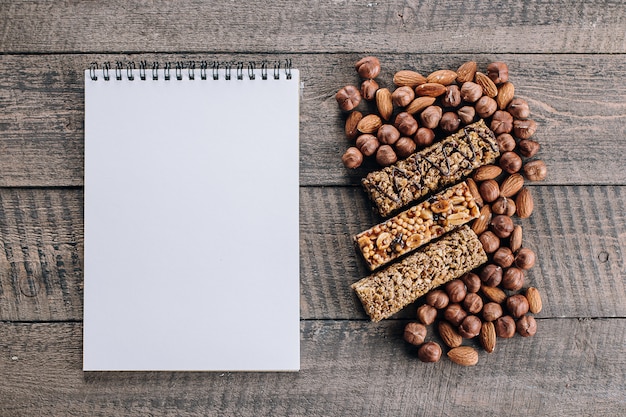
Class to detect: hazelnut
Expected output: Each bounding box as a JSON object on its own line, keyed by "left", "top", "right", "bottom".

{"left": 518, "top": 139, "right": 541, "bottom": 158}
{"left": 440, "top": 111, "right": 461, "bottom": 133}
{"left": 394, "top": 112, "right": 418, "bottom": 136}
{"left": 515, "top": 247, "right": 536, "bottom": 270}
{"left": 463, "top": 293, "right": 484, "bottom": 314}
{"left": 458, "top": 315, "right": 482, "bottom": 338}
{"left": 478, "top": 179, "right": 500, "bottom": 203}
{"left": 475, "top": 96, "right": 498, "bottom": 118}
{"left": 507, "top": 98, "right": 530, "bottom": 119}
{"left": 493, "top": 246, "right": 515, "bottom": 268}
{"left": 492, "top": 197, "right": 516, "bottom": 217}
{"left": 394, "top": 137, "right": 417, "bottom": 158}
{"left": 404, "top": 322, "right": 427, "bottom": 346}
{"left": 392, "top": 86, "right": 415, "bottom": 107}
{"left": 341, "top": 147, "right": 363, "bottom": 169}
{"left": 414, "top": 127, "right": 435, "bottom": 147}
{"left": 354, "top": 56, "right": 381, "bottom": 79}
{"left": 420, "top": 105, "right": 443, "bottom": 129}
{"left": 444, "top": 303, "right": 467, "bottom": 326}
{"left": 417, "top": 341, "right": 442, "bottom": 363}
{"left": 516, "top": 315, "right": 537, "bottom": 337}
{"left": 426, "top": 289, "right": 449, "bottom": 309}
{"left": 482, "top": 302, "right": 503, "bottom": 322}
{"left": 506, "top": 294, "right": 530, "bottom": 318}
{"left": 490, "top": 214, "right": 514, "bottom": 238}
{"left": 490, "top": 110, "right": 513, "bottom": 134}
{"left": 457, "top": 106, "right": 476, "bottom": 125}
{"left": 360, "top": 79, "right": 379, "bottom": 101}
{"left": 496, "top": 133, "right": 517, "bottom": 152}
{"left": 501, "top": 267, "right": 525, "bottom": 291}
{"left": 486, "top": 62, "right": 509, "bottom": 84}
{"left": 495, "top": 315, "right": 516, "bottom": 338}
{"left": 461, "top": 272, "right": 481, "bottom": 293}
{"left": 442, "top": 85, "right": 461, "bottom": 108}
{"left": 513, "top": 119, "right": 537, "bottom": 139}
{"left": 375, "top": 145, "right": 397, "bottom": 166}
{"left": 479, "top": 231, "right": 500, "bottom": 254}
{"left": 460, "top": 81, "right": 483, "bottom": 102}
{"left": 377, "top": 124, "right": 401, "bottom": 145}
{"left": 480, "top": 263, "right": 503, "bottom": 287}
{"left": 336, "top": 85, "right": 362, "bottom": 112}
{"left": 445, "top": 279, "right": 467, "bottom": 303}
{"left": 345, "top": 111, "right": 363, "bottom": 140}
{"left": 499, "top": 151, "right": 523, "bottom": 174}
{"left": 523, "top": 159, "right": 548, "bottom": 181}
{"left": 417, "top": 304, "right": 438, "bottom": 326}
{"left": 356, "top": 134, "right": 379, "bottom": 157}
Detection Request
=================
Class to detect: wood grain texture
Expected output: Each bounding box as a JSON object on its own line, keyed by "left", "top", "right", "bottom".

{"left": 0, "top": 186, "right": 623, "bottom": 322}
{"left": 0, "top": 320, "right": 624, "bottom": 417}
{"left": 1, "top": 1, "right": 626, "bottom": 54}
{"left": 0, "top": 53, "right": 624, "bottom": 186}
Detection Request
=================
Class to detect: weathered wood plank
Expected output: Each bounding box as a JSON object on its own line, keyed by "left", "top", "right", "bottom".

{"left": 1, "top": 1, "right": 626, "bottom": 54}
{"left": 0, "top": 320, "right": 624, "bottom": 417}
{"left": 0, "top": 53, "right": 624, "bottom": 186}
{"left": 0, "top": 186, "right": 623, "bottom": 321}
{"left": 0, "top": 188, "right": 83, "bottom": 322}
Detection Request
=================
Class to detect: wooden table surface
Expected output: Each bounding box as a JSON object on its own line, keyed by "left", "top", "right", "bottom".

{"left": 1, "top": 1, "right": 625, "bottom": 416}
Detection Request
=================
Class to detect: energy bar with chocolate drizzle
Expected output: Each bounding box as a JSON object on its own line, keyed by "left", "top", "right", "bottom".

{"left": 354, "top": 181, "right": 479, "bottom": 271}
{"left": 351, "top": 225, "right": 488, "bottom": 322}
{"left": 362, "top": 119, "right": 499, "bottom": 217}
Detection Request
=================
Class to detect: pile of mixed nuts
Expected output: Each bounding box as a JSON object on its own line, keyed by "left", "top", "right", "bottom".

{"left": 336, "top": 56, "right": 547, "bottom": 366}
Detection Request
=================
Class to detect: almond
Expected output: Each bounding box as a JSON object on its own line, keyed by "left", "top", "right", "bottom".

{"left": 393, "top": 70, "right": 427, "bottom": 88}
{"left": 515, "top": 187, "right": 534, "bottom": 218}
{"left": 356, "top": 114, "right": 382, "bottom": 134}
{"left": 415, "top": 82, "right": 447, "bottom": 98}
{"left": 496, "top": 82, "right": 515, "bottom": 110}
{"left": 526, "top": 287, "right": 543, "bottom": 314}
{"left": 471, "top": 204, "right": 491, "bottom": 235}
{"left": 426, "top": 69, "right": 458, "bottom": 86}
{"left": 447, "top": 346, "right": 479, "bottom": 366}
{"left": 345, "top": 111, "right": 363, "bottom": 140}
{"left": 438, "top": 321, "right": 462, "bottom": 348}
{"left": 479, "top": 321, "right": 496, "bottom": 353}
{"left": 456, "top": 61, "right": 477, "bottom": 83}
{"left": 473, "top": 165, "right": 502, "bottom": 181}
{"left": 475, "top": 72, "right": 498, "bottom": 98}
{"left": 509, "top": 225, "right": 523, "bottom": 253}
{"left": 405, "top": 96, "right": 436, "bottom": 115}
{"left": 481, "top": 285, "right": 507, "bottom": 304}
{"left": 376, "top": 88, "right": 393, "bottom": 121}
{"left": 499, "top": 173, "right": 524, "bottom": 198}
{"left": 466, "top": 178, "right": 483, "bottom": 207}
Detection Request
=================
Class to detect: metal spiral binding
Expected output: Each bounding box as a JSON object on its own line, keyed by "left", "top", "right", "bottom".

{"left": 200, "top": 61, "right": 208, "bottom": 80}
{"left": 89, "top": 60, "right": 293, "bottom": 81}
{"left": 139, "top": 61, "right": 147, "bottom": 80}
{"left": 236, "top": 62, "right": 244, "bottom": 80}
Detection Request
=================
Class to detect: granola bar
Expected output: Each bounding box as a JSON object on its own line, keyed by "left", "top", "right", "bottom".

{"left": 355, "top": 182, "right": 479, "bottom": 271}
{"left": 351, "top": 225, "right": 488, "bottom": 322}
{"left": 362, "top": 119, "right": 499, "bottom": 217}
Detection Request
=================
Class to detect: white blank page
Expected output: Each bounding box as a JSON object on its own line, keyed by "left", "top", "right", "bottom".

{"left": 84, "top": 67, "right": 300, "bottom": 371}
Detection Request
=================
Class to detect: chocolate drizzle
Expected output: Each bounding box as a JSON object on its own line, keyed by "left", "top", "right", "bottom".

{"left": 363, "top": 121, "right": 499, "bottom": 216}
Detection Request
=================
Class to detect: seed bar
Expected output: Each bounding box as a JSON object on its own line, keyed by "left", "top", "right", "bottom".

{"left": 355, "top": 182, "right": 479, "bottom": 271}
{"left": 351, "top": 225, "right": 487, "bottom": 322}
{"left": 362, "top": 119, "right": 499, "bottom": 217}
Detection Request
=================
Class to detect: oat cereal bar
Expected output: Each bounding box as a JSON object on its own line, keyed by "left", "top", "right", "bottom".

{"left": 355, "top": 182, "right": 479, "bottom": 271}
{"left": 362, "top": 119, "right": 499, "bottom": 217}
{"left": 351, "top": 225, "right": 488, "bottom": 322}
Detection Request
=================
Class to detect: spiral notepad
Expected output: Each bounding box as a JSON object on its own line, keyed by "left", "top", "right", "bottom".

{"left": 83, "top": 60, "right": 300, "bottom": 371}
